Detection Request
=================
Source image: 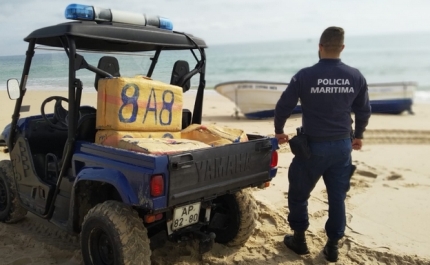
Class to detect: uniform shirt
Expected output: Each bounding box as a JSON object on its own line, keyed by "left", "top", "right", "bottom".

{"left": 274, "top": 58, "right": 371, "bottom": 139}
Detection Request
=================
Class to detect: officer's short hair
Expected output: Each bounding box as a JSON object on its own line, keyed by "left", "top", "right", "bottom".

{"left": 319, "top": 26, "right": 344, "bottom": 53}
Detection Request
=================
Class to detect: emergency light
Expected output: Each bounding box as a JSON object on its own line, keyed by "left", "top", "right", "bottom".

{"left": 64, "top": 3, "right": 173, "bottom": 30}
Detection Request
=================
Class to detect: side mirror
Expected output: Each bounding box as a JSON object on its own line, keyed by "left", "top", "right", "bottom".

{"left": 7, "top": 79, "right": 20, "bottom": 100}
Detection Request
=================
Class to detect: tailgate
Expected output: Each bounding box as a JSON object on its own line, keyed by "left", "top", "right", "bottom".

{"left": 167, "top": 138, "right": 273, "bottom": 207}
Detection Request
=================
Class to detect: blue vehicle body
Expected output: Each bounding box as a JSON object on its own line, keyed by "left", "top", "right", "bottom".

{"left": 1, "top": 114, "right": 278, "bottom": 234}
{"left": 0, "top": 118, "right": 25, "bottom": 146}
{"left": 72, "top": 142, "right": 170, "bottom": 210}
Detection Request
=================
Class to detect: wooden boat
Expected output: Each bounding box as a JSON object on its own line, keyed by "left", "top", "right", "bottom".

{"left": 214, "top": 80, "right": 416, "bottom": 119}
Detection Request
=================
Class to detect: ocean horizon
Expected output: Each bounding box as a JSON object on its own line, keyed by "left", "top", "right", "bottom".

{"left": 1, "top": 31, "right": 429, "bottom": 103}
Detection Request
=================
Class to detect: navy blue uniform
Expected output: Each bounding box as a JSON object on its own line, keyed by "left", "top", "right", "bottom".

{"left": 274, "top": 58, "right": 371, "bottom": 139}
{"left": 274, "top": 58, "right": 371, "bottom": 242}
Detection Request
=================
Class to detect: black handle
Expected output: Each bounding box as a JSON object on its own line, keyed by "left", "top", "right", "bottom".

{"left": 171, "top": 153, "right": 194, "bottom": 169}
{"left": 172, "top": 160, "right": 194, "bottom": 169}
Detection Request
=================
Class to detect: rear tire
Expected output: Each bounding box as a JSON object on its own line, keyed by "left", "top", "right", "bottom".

{"left": 80, "top": 200, "right": 151, "bottom": 265}
{"left": 208, "top": 188, "right": 257, "bottom": 246}
{"left": 0, "top": 160, "right": 27, "bottom": 223}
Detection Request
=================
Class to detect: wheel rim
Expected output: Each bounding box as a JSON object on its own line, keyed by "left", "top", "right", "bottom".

{"left": 89, "top": 228, "right": 115, "bottom": 265}
{"left": 0, "top": 179, "right": 7, "bottom": 212}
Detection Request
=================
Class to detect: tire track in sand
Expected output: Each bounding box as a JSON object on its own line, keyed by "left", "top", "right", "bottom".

{"left": 277, "top": 130, "right": 430, "bottom": 153}
{"left": 363, "top": 129, "right": 430, "bottom": 145}
{"left": 0, "top": 216, "right": 80, "bottom": 265}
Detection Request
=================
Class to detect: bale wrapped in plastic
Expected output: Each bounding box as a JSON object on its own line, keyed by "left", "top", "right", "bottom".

{"left": 118, "top": 138, "right": 211, "bottom": 155}
{"left": 96, "top": 75, "right": 183, "bottom": 131}
{"left": 181, "top": 124, "right": 248, "bottom": 146}
{"left": 95, "top": 130, "right": 181, "bottom": 148}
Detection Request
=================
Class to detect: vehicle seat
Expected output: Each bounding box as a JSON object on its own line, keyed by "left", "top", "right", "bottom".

{"left": 79, "top": 105, "right": 97, "bottom": 116}
{"left": 182, "top": 109, "right": 192, "bottom": 129}
{"left": 170, "top": 60, "right": 193, "bottom": 129}
{"left": 94, "top": 56, "right": 121, "bottom": 91}
{"left": 170, "top": 60, "right": 191, "bottom": 92}
{"left": 44, "top": 109, "right": 97, "bottom": 179}
{"left": 76, "top": 113, "right": 97, "bottom": 142}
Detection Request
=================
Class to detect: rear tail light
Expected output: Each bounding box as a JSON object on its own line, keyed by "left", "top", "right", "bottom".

{"left": 270, "top": 151, "right": 278, "bottom": 168}
{"left": 144, "top": 213, "right": 163, "bottom": 223}
{"left": 150, "top": 174, "right": 164, "bottom": 197}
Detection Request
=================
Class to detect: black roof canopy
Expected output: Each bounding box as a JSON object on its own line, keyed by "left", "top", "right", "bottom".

{"left": 24, "top": 21, "right": 207, "bottom": 52}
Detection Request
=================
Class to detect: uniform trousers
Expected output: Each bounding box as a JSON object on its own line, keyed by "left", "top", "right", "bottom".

{"left": 287, "top": 138, "right": 352, "bottom": 241}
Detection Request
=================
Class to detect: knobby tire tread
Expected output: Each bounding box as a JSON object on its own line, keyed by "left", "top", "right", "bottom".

{"left": 0, "top": 160, "right": 27, "bottom": 223}
{"left": 81, "top": 200, "right": 151, "bottom": 265}
{"left": 227, "top": 188, "right": 258, "bottom": 247}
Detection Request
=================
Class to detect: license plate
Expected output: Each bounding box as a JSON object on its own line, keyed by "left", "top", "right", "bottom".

{"left": 171, "top": 202, "right": 201, "bottom": 231}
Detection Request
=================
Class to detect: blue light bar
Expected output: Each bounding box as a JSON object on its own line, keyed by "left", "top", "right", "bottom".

{"left": 159, "top": 17, "right": 173, "bottom": 31}
{"left": 65, "top": 4, "right": 94, "bottom": 20}
{"left": 64, "top": 3, "right": 173, "bottom": 30}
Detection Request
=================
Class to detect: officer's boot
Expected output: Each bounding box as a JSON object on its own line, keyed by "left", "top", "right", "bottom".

{"left": 283, "top": 231, "right": 310, "bottom": 255}
{"left": 323, "top": 238, "right": 339, "bottom": 262}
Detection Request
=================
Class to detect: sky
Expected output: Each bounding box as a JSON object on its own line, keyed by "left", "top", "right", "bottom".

{"left": 0, "top": 0, "right": 429, "bottom": 56}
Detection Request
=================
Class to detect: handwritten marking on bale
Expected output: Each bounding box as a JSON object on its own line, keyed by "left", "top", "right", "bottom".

{"left": 97, "top": 76, "right": 183, "bottom": 131}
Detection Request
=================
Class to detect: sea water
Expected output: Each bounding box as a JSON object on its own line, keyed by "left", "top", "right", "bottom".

{"left": 0, "top": 32, "right": 429, "bottom": 103}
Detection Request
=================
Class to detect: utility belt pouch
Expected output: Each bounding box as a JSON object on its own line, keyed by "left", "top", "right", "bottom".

{"left": 289, "top": 127, "right": 311, "bottom": 159}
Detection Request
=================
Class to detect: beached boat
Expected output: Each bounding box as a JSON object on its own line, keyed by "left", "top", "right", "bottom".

{"left": 214, "top": 80, "right": 417, "bottom": 119}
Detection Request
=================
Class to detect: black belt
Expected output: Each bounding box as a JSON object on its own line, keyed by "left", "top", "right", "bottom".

{"left": 307, "top": 133, "right": 351, "bottom": 143}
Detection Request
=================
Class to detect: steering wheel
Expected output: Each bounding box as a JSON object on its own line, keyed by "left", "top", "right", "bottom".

{"left": 41, "top": 96, "right": 74, "bottom": 131}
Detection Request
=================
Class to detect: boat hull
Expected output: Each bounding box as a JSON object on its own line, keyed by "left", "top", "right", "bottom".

{"left": 215, "top": 80, "right": 416, "bottom": 119}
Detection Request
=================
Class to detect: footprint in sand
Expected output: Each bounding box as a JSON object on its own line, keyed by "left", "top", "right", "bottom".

{"left": 349, "top": 179, "right": 372, "bottom": 189}
{"left": 382, "top": 183, "right": 399, "bottom": 190}
{"left": 258, "top": 212, "right": 278, "bottom": 227}
{"left": 346, "top": 212, "right": 353, "bottom": 223}
{"left": 320, "top": 190, "right": 328, "bottom": 201}
{"left": 385, "top": 173, "right": 403, "bottom": 181}
{"left": 402, "top": 183, "right": 419, "bottom": 188}
{"left": 311, "top": 209, "right": 327, "bottom": 218}
{"left": 355, "top": 170, "right": 378, "bottom": 178}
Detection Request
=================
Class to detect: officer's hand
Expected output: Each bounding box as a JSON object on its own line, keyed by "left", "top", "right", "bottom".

{"left": 275, "top": 133, "right": 289, "bottom": 145}
{"left": 352, "top": 138, "right": 362, "bottom": 150}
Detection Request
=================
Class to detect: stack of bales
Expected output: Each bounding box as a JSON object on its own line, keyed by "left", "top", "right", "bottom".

{"left": 95, "top": 75, "right": 195, "bottom": 153}
{"left": 95, "top": 75, "right": 248, "bottom": 155}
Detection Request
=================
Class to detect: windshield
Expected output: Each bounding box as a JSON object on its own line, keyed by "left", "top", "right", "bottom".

{"left": 0, "top": 47, "right": 201, "bottom": 92}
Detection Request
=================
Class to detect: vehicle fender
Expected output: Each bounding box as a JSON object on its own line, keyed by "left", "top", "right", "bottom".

{"left": 75, "top": 167, "right": 140, "bottom": 205}
{"left": 1, "top": 118, "right": 28, "bottom": 148}
{"left": 0, "top": 124, "right": 11, "bottom": 147}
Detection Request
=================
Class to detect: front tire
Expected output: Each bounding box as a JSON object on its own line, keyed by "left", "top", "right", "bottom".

{"left": 0, "top": 160, "right": 27, "bottom": 223}
{"left": 208, "top": 188, "right": 257, "bottom": 246}
{"left": 80, "top": 200, "right": 151, "bottom": 265}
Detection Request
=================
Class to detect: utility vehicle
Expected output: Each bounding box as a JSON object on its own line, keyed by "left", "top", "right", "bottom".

{"left": 0, "top": 4, "right": 278, "bottom": 264}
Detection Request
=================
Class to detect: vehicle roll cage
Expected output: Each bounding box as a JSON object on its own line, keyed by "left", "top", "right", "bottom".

{"left": 8, "top": 22, "right": 207, "bottom": 219}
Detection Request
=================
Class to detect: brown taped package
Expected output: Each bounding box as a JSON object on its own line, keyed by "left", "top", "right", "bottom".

{"left": 118, "top": 138, "right": 211, "bottom": 155}
{"left": 181, "top": 124, "right": 248, "bottom": 146}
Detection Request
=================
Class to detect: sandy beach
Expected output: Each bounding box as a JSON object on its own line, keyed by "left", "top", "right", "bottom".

{"left": 1, "top": 89, "right": 430, "bottom": 265}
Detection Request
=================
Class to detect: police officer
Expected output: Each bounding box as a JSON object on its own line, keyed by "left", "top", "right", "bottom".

{"left": 274, "top": 26, "right": 371, "bottom": 262}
